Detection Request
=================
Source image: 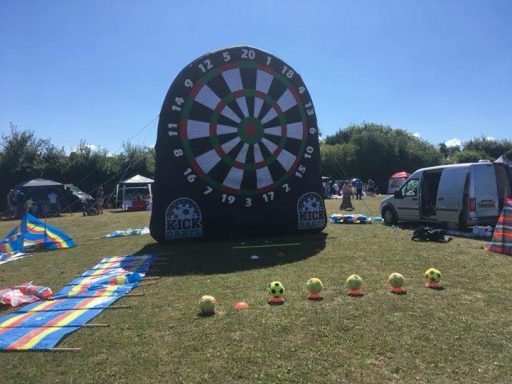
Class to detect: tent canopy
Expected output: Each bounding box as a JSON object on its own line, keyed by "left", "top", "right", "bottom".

{"left": 17, "top": 178, "right": 65, "bottom": 201}
{"left": 119, "top": 175, "right": 154, "bottom": 184}
{"left": 19, "top": 179, "right": 63, "bottom": 188}
{"left": 115, "top": 175, "right": 153, "bottom": 210}
{"left": 390, "top": 171, "right": 411, "bottom": 179}
{"left": 388, "top": 172, "right": 411, "bottom": 193}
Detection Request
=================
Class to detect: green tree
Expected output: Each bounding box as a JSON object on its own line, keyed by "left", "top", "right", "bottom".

{"left": 320, "top": 143, "right": 358, "bottom": 179}
{"left": 438, "top": 143, "right": 461, "bottom": 162}
{"left": 462, "top": 137, "right": 512, "bottom": 160}
{"left": 321, "top": 123, "right": 442, "bottom": 190}
{"left": 451, "top": 149, "right": 488, "bottom": 164}
{"left": 65, "top": 141, "right": 120, "bottom": 196}
{"left": 117, "top": 143, "right": 155, "bottom": 180}
{"left": 0, "top": 125, "right": 67, "bottom": 208}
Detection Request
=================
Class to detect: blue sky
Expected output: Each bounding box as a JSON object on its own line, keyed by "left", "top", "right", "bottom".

{"left": 1, "top": 0, "right": 511, "bottom": 153}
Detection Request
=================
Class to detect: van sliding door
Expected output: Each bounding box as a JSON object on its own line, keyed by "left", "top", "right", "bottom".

{"left": 436, "top": 168, "right": 469, "bottom": 224}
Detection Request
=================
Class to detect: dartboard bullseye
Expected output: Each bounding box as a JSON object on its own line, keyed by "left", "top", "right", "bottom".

{"left": 151, "top": 46, "right": 326, "bottom": 241}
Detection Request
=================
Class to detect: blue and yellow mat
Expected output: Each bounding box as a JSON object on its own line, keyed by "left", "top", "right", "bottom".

{"left": 0, "top": 254, "right": 155, "bottom": 350}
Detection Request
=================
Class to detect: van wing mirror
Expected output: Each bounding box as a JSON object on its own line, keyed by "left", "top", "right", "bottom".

{"left": 394, "top": 190, "right": 401, "bottom": 199}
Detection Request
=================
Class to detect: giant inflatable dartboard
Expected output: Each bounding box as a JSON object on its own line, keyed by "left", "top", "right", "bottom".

{"left": 150, "top": 46, "right": 326, "bottom": 241}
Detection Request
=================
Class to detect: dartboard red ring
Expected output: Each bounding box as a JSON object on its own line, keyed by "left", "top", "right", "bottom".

{"left": 161, "top": 46, "right": 319, "bottom": 206}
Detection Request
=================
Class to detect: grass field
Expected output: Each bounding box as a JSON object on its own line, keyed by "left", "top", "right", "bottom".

{"left": 1, "top": 197, "right": 512, "bottom": 384}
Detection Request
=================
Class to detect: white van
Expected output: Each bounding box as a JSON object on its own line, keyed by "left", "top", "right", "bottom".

{"left": 380, "top": 161, "right": 512, "bottom": 228}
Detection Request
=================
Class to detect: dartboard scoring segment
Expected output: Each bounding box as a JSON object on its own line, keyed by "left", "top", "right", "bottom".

{"left": 163, "top": 47, "right": 318, "bottom": 207}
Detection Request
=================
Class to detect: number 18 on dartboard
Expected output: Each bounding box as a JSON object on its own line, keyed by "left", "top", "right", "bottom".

{"left": 150, "top": 46, "right": 326, "bottom": 241}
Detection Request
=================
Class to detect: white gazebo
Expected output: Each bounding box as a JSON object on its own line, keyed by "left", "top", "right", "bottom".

{"left": 115, "top": 174, "right": 154, "bottom": 211}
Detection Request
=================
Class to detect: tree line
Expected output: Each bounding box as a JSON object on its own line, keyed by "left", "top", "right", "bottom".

{"left": 0, "top": 126, "right": 155, "bottom": 208}
{"left": 1, "top": 122, "right": 511, "bottom": 207}
{"left": 320, "top": 123, "right": 512, "bottom": 191}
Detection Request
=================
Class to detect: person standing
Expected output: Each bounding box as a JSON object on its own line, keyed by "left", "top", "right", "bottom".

{"left": 339, "top": 181, "right": 354, "bottom": 210}
{"left": 354, "top": 179, "right": 363, "bottom": 200}
{"left": 96, "top": 187, "right": 105, "bottom": 214}
{"left": 367, "top": 178, "right": 376, "bottom": 197}
{"left": 15, "top": 190, "right": 26, "bottom": 218}
{"left": 48, "top": 191, "right": 59, "bottom": 215}
{"left": 332, "top": 182, "right": 339, "bottom": 197}
{"left": 6, "top": 189, "right": 16, "bottom": 218}
{"left": 26, "top": 197, "right": 34, "bottom": 214}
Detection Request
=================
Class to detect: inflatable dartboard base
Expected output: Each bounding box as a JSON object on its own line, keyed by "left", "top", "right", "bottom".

{"left": 150, "top": 46, "right": 326, "bottom": 242}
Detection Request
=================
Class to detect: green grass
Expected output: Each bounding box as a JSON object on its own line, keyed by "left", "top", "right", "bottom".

{"left": 1, "top": 198, "right": 512, "bottom": 383}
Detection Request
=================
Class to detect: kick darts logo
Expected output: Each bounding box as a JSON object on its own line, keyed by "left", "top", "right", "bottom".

{"left": 297, "top": 192, "right": 325, "bottom": 230}
{"left": 165, "top": 198, "right": 203, "bottom": 239}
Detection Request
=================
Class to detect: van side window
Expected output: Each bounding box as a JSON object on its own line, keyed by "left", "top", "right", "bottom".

{"left": 401, "top": 179, "right": 419, "bottom": 197}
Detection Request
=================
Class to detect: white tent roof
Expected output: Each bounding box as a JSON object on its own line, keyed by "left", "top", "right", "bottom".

{"left": 119, "top": 174, "right": 154, "bottom": 184}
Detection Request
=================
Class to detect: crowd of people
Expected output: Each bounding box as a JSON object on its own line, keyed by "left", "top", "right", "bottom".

{"left": 5, "top": 188, "right": 65, "bottom": 219}
{"left": 322, "top": 178, "right": 377, "bottom": 211}
{"left": 4, "top": 186, "right": 107, "bottom": 220}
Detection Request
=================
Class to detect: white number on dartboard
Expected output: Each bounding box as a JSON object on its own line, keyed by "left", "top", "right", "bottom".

{"left": 184, "top": 79, "right": 193, "bottom": 88}
{"left": 295, "top": 165, "right": 306, "bottom": 178}
{"left": 198, "top": 59, "right": 213, "bottom": 73}
{"left": 173, "top": 149, "right": 183, "bottom": 157}
{"left": 183, "top": 168, "right": 197, "bottom": 183}
{"left": 222, "top": 51, "right": 231, "bottom": 62}
{"left": 245, "top": 198, "right": 252, "bottom": 207}
{"left": 167, "top": 123, "right": 178, "bottom": 136}
{"left": 262, "top": 191, "right": 274, "bottom": 202}
{"left": 203, "top": 186, "right": 213, "bottom": 195}
{"left": 282, "top": 183, "right": 291, "bottom": 192}
{"left": 222, "top": 194, "right": 235, "bottom": 204}
{"left": 171, "top": 97, "right": 184, "bottom": 111}
{"left": 281, "top": 65, "right": 294, "bottom": 79}
{"left": 305, "top": 102, "right": 315, "bottom": 116}
{"left": 304, "top": 146, "right": 314, "bottom": 159}
{"left": 241, "top": 48, "right": 255, "bottom": 59}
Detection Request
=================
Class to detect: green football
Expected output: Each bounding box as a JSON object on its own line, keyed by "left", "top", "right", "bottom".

{"left": 346, "top": 274, "right": 363, "bottom": 290}
{"left": 198, "top": 295, "right": 216, "bottom": 313}
{"left": 306, "top": 278, "right": 323, "bottom": 294}
{"left": 268, "top": 281, "right": 285, "bottom": 297}
{"left": 388, "top": 273, "right": 405, "bottom": 288}
{"left": 425, "top": 268, "right": 441, "bottom": 283}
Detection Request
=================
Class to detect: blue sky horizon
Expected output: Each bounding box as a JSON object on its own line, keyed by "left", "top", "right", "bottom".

{"left": 1, "top": 1, "right": 511, "bottom": 154}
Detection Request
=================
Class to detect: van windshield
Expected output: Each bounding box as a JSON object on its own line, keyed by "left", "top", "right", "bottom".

{"left": 400, "top": 179, "right": 419, "bottom": 197}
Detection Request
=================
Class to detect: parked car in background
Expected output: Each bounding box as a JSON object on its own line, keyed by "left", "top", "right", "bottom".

{"left": 64, "top": 184, "right": 95, "bottom": 212}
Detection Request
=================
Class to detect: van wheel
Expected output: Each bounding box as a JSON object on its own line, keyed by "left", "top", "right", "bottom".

{"left": 382, "top": 207, "right": 397, "bottom": 226}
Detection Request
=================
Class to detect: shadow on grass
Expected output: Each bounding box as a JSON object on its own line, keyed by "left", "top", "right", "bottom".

{"left": 137, "top": 232, "right": 327, "bottom": 276}
{"left": 108, "top": 210, "right": 148, "bottom": 214}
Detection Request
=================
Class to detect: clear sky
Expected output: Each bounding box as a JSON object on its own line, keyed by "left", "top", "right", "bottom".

{"left": 1, "top": 0, "right": 511, "bottom": 153}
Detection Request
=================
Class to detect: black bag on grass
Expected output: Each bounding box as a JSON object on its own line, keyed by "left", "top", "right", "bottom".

{"left": 412, "top": 227, "right": 450, "bottom": 243}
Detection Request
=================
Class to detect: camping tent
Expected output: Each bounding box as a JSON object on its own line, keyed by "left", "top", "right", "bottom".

{"left": 387, "top": 172, "right": 411, "bottom": 194}
{"left": 17, "top": 178, "right": 66, "bottom": 216}
{"left": 115, "top": 175, "right": 154, "bottom": 211}
{"left": 18, "top": 178, "right": 65, "bottom": 199}
{"left": 0, "top": 212, "right": 75, "bottom": 255}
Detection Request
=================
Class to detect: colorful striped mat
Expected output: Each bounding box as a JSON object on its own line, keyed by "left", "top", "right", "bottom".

{"left": 0, "top": 254, "right": 155, "bottom": 350}
{"left": 0, "top": 252, "right": 29, "bottom": 265}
